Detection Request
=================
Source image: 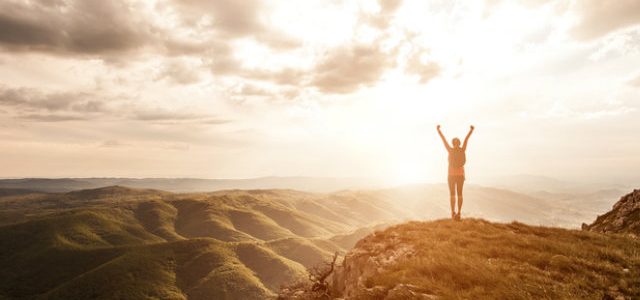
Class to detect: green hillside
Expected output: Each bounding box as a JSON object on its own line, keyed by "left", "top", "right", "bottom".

{"left": 0, "top": 186, "right": 392, "bottom": 299}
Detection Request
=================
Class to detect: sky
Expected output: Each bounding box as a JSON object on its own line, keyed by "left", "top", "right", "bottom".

{"left": 0, "top": 0, "right": 639, "bottom": 185}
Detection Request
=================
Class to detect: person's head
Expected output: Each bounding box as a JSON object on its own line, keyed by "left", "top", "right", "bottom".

{"left": 452, "top": 138, "right": 461, "bottom": 148}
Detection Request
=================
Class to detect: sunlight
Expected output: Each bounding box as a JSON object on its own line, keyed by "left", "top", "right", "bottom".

{"left": 388, "top": 158, "right": 427, "bottom": 185}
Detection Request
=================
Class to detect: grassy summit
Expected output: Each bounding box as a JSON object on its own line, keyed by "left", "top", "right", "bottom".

{"left": 334, "top": 219, "right": 640, "bottom": 299}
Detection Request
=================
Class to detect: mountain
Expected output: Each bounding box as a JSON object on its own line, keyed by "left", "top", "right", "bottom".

{"left": 476, "top": 174, "right": 631, "bottom": 195}
{"left": 583, "top": 189, "right": 640, "bottom": 235}
{"left": 325, "top": 219, "right": 640, "bottom": 299}
{"left": 0, "top": 177, "right": 385, "bottom": 193}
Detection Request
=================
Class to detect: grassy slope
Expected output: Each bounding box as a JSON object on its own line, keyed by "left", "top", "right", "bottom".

{"left": 359, "top": 219, "right": 640, "bottom": 299}
{"left": 266, "top": 237, "right": 335, "bottom": 268}
{"left": 42, "top": 239, "right": 278, "bottom": 300}
{"left": 1, "top": 187, "right": 395, "bottom": 299}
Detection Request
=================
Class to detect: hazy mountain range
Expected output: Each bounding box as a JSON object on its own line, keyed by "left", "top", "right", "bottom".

{"left": 0, "top": 174, "right": 631, "bottom": 195}
{"left": 0, "top": 177, "right": 384, "bottom": 194}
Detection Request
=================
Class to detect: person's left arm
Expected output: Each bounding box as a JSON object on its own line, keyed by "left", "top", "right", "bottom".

{"left": 462, "top": 125, "right": 474, "bottom": 151}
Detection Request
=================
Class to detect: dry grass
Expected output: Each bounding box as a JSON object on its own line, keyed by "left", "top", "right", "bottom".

{"left": 365, "top": 219, "right": 640, "bottom": 299}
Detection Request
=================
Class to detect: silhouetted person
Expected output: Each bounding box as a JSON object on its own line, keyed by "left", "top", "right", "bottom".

{"left": 437, "top": 125, "right": 474, "bottom": 221}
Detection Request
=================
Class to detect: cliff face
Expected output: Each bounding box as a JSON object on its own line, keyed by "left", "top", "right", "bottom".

{"left": 331, "top": 230, "right": 424, "bottom": 299}
{"left": 583, "top": 189, "right": 640, "bottom": 235}
{"left": 329, "top": 219, "right": 640, "bottom": 299}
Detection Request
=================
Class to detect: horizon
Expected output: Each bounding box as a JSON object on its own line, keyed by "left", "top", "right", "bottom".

{"left": 1, "top": 0, "right": 639, "bottom": 186}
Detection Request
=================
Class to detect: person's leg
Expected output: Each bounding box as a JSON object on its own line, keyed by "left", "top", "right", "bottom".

{"left": 456, "top": 177, "right": 464, "bottom": 219}
{"left": 448, "top": 176, "right": 456, "bottom": 219}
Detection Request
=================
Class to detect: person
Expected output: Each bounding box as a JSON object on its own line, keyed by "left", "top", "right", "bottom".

{"left": 437, "top": 125, "right": 474, "bottom": 221}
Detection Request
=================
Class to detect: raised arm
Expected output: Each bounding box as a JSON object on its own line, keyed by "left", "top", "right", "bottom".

{"left": 437, "top": 125, "right": 451, "bottom": 151}
{"left": 462, "top": 125, "right": 474, "bottom": 150}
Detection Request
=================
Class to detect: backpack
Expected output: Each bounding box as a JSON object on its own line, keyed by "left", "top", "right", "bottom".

{"left": 449, "top": 148, "right": 466, "bottom": 168}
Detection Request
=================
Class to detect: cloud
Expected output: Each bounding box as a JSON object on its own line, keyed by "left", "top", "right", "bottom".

{"left": 248, "top": 68, "right": 305, "bottom": 86}
{"left": 571, "top": 0, "right": 640, "bottom": 40}
{"left": 0, "top": 85, "right": 230, "bottom": 124}
{"left": 0, "top": 86, "right": 106, "bottom": 113}
{"left": 0, "top": 0, "right": 155, "bottom": 55}
{"left": 0, "top": 0, "right": 299, "bottom": 63}
{"left": 157, "top": 59, "right": 203, "bottom": 84}
{"left": 100, "top": 140, "right": 128, "bottom": 148}
{"left": 405, "top": 51, "right": 441, "bottom": 84}
{"left": 365, "top": 0, "right": 404, "bottom": 29}
{"left": 310, "top": 44, "right": 397, "bottom": 93}
{"left": 170, "top": 0, "right": 263, "bottom": 37}
{"left": 131, "top": 110, "right": 230, "bottom": 125}
{"left": 19, "top": 113, "right": 88, "bottom": 122}
{"left": 168, "top": 0, "right": 300, "bottom": 50}
{"left": 235, "top": 83, "right": 271, "bottom": 97}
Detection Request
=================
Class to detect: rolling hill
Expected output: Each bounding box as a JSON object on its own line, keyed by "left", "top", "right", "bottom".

{"left": 0, "top": 185, "right": 632, "bottom": 299}
{"left": 0, "top": 186, "right": 398, "bottom": 299}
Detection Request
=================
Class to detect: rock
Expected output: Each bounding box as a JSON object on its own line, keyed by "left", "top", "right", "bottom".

{"left": 336, "top": 240, "right": 415, "bottom": 298}
{"left": 584, "top": 190, "right": 640, "bottom": 235}
{"left": 384, "top": 284, "right": 438, "bottom": 300}
{"left": 351, "top": 285, "right": 388, "bottom": 300}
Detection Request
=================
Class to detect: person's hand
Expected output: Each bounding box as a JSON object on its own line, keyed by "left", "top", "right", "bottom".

{"left": 437, "top": 125, "right": 441, "bottom": 130}
{"left": 470, "top": 125, "right": 475, "bottom": 131}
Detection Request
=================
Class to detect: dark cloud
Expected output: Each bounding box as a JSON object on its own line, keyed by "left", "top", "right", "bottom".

{"left": 0, "top": 0, "right": 155, "bottom": 55}
{"left": 0, "top": 0, "right": 299, "bottom": 61}
{"left": 310, "top": 44, "right": 397, "bottom": 94}
{"left": 571, "top": 0, "right": 640, "bottom": 40}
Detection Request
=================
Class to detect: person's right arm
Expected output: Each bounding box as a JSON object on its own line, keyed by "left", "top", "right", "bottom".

{"left": 437, "top": 125, "right": 451, "bottom": 151}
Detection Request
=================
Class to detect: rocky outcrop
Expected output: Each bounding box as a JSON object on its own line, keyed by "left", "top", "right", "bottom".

{"left": 330, "top": 229, "right": 438, "bottom": 299}
{"left": 583, "top": 189, "right": 640, "bottom": 235}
